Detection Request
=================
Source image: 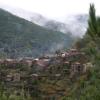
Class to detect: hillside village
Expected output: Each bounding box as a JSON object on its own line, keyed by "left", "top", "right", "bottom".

{"left": 0, "top": 48, "right": 92, "bottom": 99}
{"left": 0, "top": 49, "right": 89, "bottom": 79}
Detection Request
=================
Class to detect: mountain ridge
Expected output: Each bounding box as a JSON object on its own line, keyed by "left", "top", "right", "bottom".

{"left": 0, "top": 6, "right": 88, "bottom": 37}
{"left": 0, "top": 8, "right": 74, "bottom": 58}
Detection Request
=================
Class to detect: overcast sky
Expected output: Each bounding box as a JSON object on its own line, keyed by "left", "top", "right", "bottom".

{"left": 0, "top": 0, "right": 100, "bottom": 21}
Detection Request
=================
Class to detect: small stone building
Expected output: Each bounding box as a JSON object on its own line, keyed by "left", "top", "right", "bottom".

{"left": 13, "top": 73, "right": 20, "bottom": 82}
{"left": 70, "top": 62, "right": 85, "bottom": 74}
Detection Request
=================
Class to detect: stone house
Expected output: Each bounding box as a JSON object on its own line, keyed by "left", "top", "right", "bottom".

{"left": 70, "top": 62, "right": 85, "bottom": 75}
{"left": 6, "top": 73, "right": 20, "bottom": 82}
{"left": 13, "top": 73, "right": 20, "bottom": 82}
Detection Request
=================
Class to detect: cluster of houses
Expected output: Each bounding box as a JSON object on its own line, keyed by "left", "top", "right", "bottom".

{"left": 0, "top": 48, "right": 91, "bottom": 84}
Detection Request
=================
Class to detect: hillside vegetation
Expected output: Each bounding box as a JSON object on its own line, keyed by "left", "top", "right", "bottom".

{"left": 63, "top": 4, "right": 100, "bottom": 100}
{"left": 0, "top": 9, "right": 74, "bottom": 58}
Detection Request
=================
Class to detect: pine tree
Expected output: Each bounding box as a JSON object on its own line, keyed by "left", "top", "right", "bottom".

{"left": 87, "top": 4, "right": 98, "bottom": 38}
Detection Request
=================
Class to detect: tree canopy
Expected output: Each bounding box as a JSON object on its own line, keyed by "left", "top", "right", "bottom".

{"left": 87, "top": 3, "right": 100, "bottom": 38}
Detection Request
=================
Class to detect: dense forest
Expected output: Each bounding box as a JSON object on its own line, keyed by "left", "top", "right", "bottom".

{"left": 0, "top": 9, "right": 74, "bottom": 58}
{"left": 0, "top": 4, "right": 100, "bottom": 100}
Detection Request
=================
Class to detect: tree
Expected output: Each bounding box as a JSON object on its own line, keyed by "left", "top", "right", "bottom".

{"left": 87, "top": 4, "right": 98, "bottom": 38}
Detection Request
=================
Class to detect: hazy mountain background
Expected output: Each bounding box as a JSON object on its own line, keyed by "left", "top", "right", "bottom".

{"left": 0, "top": 9, "right": 75, "bottom": 58}
{"left": 0, "top": 6, "right": 88, "bottom": 37}
{"left": 0, "top": 6, "right": 89, "bottom": 58}
{"left": 31, "top": 14, "right": 88, "bottom": 37}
